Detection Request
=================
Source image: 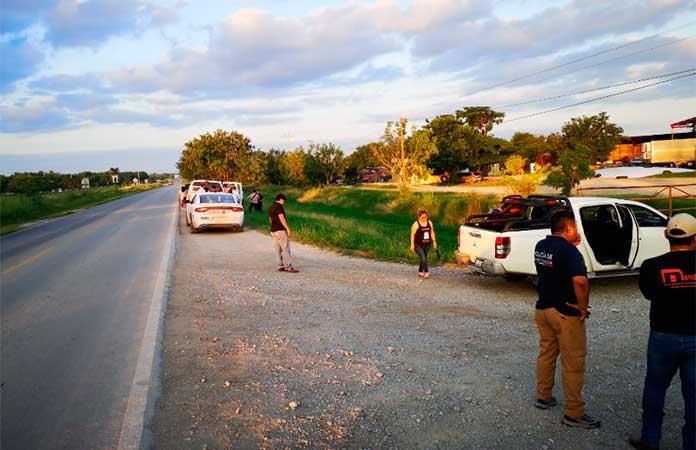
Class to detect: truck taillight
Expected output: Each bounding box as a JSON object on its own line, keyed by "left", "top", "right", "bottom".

{"left": 194, "top": 207, "right": 208, "bottom": 212}
{"left": 495, "top": 236, "right": 510, "bottom": 259}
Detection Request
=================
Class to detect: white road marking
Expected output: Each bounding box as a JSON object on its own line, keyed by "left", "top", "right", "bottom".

{"left": 117, "top": 200, "right": 178, "bottom": 450}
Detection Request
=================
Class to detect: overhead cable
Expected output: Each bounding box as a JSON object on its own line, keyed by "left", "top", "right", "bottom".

{"left": 496, "top": 68, "right": 696, "bottom": 108}
{"left": 465, "top": 19, "right": 696, "bottom": 95}
{"left": 503, "top": 70, "right": 696, "bottom": 123}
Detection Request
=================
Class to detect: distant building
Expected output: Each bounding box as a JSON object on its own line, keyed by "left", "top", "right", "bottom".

{"left": 111, "top": 174, "right": 119, "bottom": 183}
{"left": 608, "top": 117, "right": 696, "bottom": 164}
{"left": 81, "top": 177, "right": 90, "bottom": 189}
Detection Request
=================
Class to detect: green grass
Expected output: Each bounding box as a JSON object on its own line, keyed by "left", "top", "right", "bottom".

{"left": 0, "top": 183, "right": 162, "bottom": 235}
{"left": 243, "top": 186, "right": 498, "bottom": 264}
{"left": 647, "top": 171, "right": 696, "bottom": 178}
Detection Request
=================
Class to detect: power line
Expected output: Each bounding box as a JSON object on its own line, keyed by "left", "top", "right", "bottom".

{"left": 503, "top": 70, "right": 696, "bottom": 123}
{"left": 496, "top": 68, "right": 696, "bottom": 108}
{"left": 465, "top": 19, "right": 696, "bottom": 96}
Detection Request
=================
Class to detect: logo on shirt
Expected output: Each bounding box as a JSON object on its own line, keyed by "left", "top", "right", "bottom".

{"left": 660, "top": 268, "right": 696, "bottom": 288}
{"left": 535, "top": 250, "right": 553, "bottom": 268}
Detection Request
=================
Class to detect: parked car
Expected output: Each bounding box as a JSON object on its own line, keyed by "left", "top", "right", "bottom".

{"left": 629, "top": 157, "right": 645, "bottom": 166}
{"left": 185, "top": 192, "right": 244, "bottom": 233}
{"left": 454, "top": 194, "right": 669, "bottom": 279}
{"left": 185, "top": 180, "right": 224, "bottom": 202}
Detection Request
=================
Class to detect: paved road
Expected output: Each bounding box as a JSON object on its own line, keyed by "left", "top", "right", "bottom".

{"left": 1, "top": 185, "right": 178, "bottom": 450}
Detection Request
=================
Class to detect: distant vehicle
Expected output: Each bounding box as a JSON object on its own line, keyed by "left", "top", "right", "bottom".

{"left": 455, "top": 194, "right": 669, "bottom": 280}
{"left": 185, "top": 180, "right": 224, "bottom": 202}
{"left": 186, "top": 192, "right": 244, "bottom": 233}
{"left": 358, "top": 167, "right": 391, "bottom": 183}
{"left": 641, "top": 138, "right": 696, "bottom": 167}
{"left": 458, "top": 171, "right": 483, "bottom": 184}
{"left": 629, "top": 157, "right": 645, "bottom": 166}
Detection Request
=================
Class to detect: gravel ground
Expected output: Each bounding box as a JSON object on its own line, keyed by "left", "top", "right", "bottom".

{"left": 152, "top": 209, "right": 686, "bottom": 450}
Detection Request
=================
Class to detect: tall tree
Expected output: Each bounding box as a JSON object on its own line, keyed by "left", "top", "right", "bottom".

{"left": 307, "top": 142, "right": 344, "bottom": 185}
{"left": 425, "top": 114, "right": 480, "bottom": 181}
{"left": 456, "top": 106, "right": 505, "bottom": 135}
{"left": 177, "top": 129, "right": 254, "bottom": 181}
{"left": 509, "top": 132, "right": 550, "bottom": 162}
{"left": 344, "top": 144, "right": 379, "bottom": 180}
{"left": 370, "top": 118, "right": 432, "bottom": 187}
{"left": 545, "top": 143, "right": 595, "bottom": 194}
{"left": 561, "top": 112, "right": 623, "bottom": 163}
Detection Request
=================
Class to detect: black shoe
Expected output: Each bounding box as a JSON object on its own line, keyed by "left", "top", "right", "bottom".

{"left": 562, "top": 414, "right": 601, "bottom": 429}
{"left": 628, "top": 436, "right": 658, "bottom": 450}
{"left": 277, "top": 267, "right": 285, "bottom": 272}
{"left": 534, "top": 396, "right": 557, "bottom": 410}
{"left": 285, "top": 267, "right": 299, "bottom": 273}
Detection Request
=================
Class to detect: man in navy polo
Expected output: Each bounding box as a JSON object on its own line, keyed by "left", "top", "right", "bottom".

{"left": 533, "top": 210, "right": 600, "bottom": 429}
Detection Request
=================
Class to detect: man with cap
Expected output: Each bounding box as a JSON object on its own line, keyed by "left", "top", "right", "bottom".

{"left": 630, "top": 213, "right": 696, "bottom": 450}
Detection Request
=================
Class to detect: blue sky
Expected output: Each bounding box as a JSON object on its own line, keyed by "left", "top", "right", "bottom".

{"left": 1, "top": 0, "right": 695, "bottom": 173}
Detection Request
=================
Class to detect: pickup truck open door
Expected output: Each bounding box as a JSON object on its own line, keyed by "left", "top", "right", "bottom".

{"left": 577, "top": 203, "right": 639, "bottom": 272}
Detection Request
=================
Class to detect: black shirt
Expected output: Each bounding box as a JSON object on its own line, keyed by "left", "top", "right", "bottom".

{"left": 534, "top": 235, "right": 587, "bottom": 316}
{"left": 268, "top": 201, "right": 287, "bottom": 232}
{"left": 639, "top": 250, "right": 696, "bottom": 335}
{"left": 414, "top": 221, "right": 432, "bottom": 246}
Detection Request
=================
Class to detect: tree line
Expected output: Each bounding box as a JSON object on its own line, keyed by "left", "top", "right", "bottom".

{"left": 0, "top": 168, "right": 167, "bottom": 195}
{"left": 177, "top": 108, "right": 624, "bottom": 194}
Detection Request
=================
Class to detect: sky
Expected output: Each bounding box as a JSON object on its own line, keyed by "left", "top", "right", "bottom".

{"left": 1, "top": 0, "right": 695, "bottom": 174}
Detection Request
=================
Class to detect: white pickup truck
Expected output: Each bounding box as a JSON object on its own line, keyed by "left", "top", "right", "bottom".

{"left": 454, "top": 195, "right": 670, "bottom": 279}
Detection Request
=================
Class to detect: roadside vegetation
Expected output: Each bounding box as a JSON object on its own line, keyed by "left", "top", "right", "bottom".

{"left": 242, "top": 186, "right": 498, "bottom": 264}
{"left": 0, "top": 183, "right": 162, "bottom": 235}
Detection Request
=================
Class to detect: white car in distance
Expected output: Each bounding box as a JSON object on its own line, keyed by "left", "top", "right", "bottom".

{"left": 185, "top": 180, "right": 224, "bottom": 202}
{"left": 186, "top": 192, "right": 244, "bottom": 233}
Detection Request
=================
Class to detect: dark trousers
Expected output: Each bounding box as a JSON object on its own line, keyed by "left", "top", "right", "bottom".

{"left": 640, "top": 330, "right": 695, "bottom": 450}
{"left": 255, "top": 202, "right": 263, "bottom": 212}
{"left": 415, "top": 244, "right": 429, "bottom": 273}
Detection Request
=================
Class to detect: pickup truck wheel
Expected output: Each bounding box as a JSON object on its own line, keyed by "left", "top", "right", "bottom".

{"left": 504, "top": 274, "right": 528, "bottom": 282}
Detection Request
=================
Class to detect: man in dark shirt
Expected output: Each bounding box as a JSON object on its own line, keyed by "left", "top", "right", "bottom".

{"left": 533, "top": 210, "right": 600, "bottom": 429}
{"left": 630, "top": 213, "right": 696, "bottom": 450}
{"left": 268, "top": 193, "right": 298, "bottom": 273}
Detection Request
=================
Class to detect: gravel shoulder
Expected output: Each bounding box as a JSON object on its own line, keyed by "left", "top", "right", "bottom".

{"left": 152, "top": 208, "right": 685, "bottom": 450}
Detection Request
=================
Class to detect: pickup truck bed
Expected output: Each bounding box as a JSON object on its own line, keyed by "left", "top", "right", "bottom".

{"left": 455, "top": 195, "right": 670, "bottom": 278}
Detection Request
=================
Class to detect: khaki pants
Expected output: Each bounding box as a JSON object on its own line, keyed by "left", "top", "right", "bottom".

{"left": 535, "top": 308, "right": 587, "bottom": 419}
{"left": 271, "top": 230, "right": 294, "bottom": 269}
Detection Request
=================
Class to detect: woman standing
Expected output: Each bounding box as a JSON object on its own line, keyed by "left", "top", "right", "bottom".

{"left": 410, "top": 209, "right": 438, "bottom": 279}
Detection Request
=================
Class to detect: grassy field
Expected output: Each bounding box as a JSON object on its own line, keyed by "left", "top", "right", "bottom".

{"left": 243, "top": 186, "right": 499, "bottom": 264}
{"left": 0, "top": 183, "right": 162, "bottom": 235}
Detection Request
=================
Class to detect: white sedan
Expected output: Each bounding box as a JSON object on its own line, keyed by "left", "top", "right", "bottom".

{"left": 186, "top": 192, "right": 244, "bottom": 233}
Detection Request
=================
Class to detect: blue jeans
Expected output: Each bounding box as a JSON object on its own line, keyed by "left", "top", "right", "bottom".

{"left": 415, "top": 245, "right": 429, "bottom": 273}
{"left": 641, "top": 330, "right": 695, "bottom": 450}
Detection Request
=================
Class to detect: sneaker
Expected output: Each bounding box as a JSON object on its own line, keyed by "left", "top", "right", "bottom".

{"left": 285, "top": 267, "right": 300, "bottom": 273}
{"left": 628, "top": 436, "right": 658, "bottom": 450}
{"left": 562, "top": 414, "right": 601, "bottom": 429}
{"left": 418, "top": 272, "right": 424, "bottom": 277}
{"left": 534, "top": 396, "right": 557, "bottom": 410}
{"left": 277, "top": 267, "right": 285, "bottom": 272}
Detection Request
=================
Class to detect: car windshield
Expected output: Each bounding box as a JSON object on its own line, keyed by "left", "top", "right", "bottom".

{"left": 199, "top": 194, "right": 235, "bottom": 204}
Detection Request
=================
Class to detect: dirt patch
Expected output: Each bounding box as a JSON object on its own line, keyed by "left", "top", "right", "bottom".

{"left": 152, "top": 208, "right": 685, "bottom": 450}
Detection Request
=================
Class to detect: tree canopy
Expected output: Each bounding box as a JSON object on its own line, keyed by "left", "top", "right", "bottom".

{"left": 561, "top": 112, "right": 623, "bottom": 163}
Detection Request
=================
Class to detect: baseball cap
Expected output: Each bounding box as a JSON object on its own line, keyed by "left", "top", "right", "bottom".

{"left": 666, "top": 213, "right": 696, "bottom": 238}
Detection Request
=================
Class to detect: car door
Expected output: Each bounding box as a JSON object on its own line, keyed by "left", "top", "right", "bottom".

{"left": 622, "top": 203, "right": 670, "bottom": 268}
{"left": 578, "top": 204, "right": 638, "bottom": 271}
{"left": 615, "top": 204, "right": 639, "bottom": 267}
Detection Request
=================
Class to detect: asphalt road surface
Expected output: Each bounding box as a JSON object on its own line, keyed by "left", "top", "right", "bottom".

{"left": 1, "top": 185, "right": 177, "bottom": 450}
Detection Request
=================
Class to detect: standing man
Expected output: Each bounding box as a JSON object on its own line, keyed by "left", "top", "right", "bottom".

{"left": 268, "top": 193, "right": 299, "bottom": 273}
{"left": 533, "top": 210, "right": 600, "bottom": 429}
{"left": 630, "top": 213, "right": 695, "bottom": 450}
